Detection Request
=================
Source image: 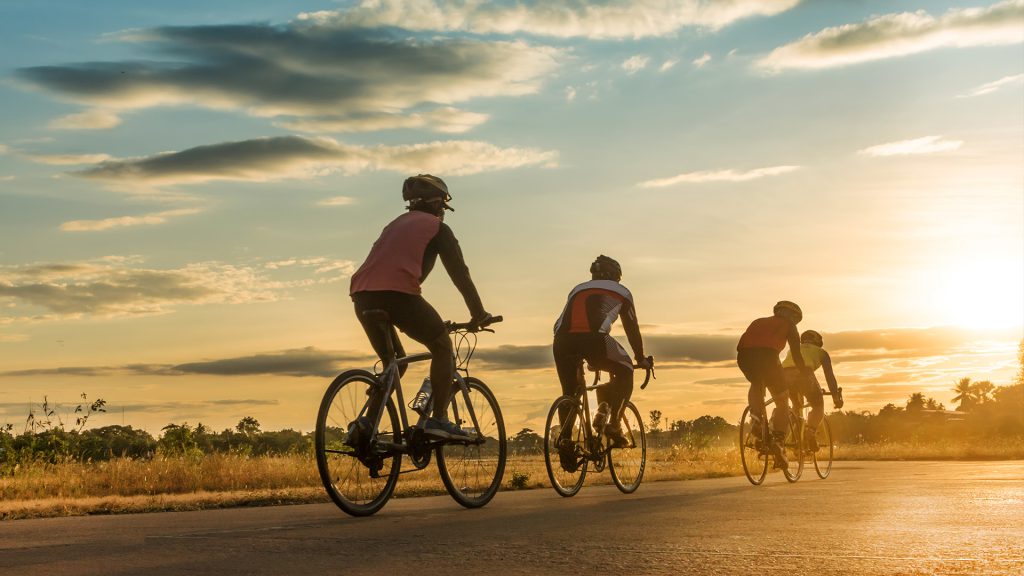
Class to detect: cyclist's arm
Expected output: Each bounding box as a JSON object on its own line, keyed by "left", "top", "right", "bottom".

{"left": 432, "top": 223, "right": 486, "bottom": 320}
{"left": 820, "top": 350, "right": 839, "bottom": 395}
{"left": 621, "top": 301, "right": 645, "bottom": 362}
{"left": 786, "top": 323, "right": 808, "bottom": 372}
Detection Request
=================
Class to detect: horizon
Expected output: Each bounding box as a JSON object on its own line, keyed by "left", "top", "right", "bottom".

{"left": 1, "top": 0, "right": 1022, "bottom": 436}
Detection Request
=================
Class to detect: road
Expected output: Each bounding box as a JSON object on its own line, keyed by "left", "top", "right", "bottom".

{"left": 1, "top": 461, "right": 1022, "bottom": 575}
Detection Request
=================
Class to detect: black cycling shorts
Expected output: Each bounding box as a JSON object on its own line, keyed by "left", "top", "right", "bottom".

{"left": 352, "top": 291, "right": 446, "bottom": 356}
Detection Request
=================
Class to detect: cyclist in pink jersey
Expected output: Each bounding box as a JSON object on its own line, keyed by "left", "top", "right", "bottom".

{"left": 350, "top": 175, "right": 492, "bottom": 440}
{"left": 736, "top": 300, "right": 809, "bottom": 469}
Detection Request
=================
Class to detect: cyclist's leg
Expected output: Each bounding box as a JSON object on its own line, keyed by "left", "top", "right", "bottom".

{"left": 553, "top": 334, "right": 584, "bottom": 429}
{"left": 765, "top": 361, "right": 789, "bottom": 436}
{"left": 593, "top": 335, "right": 634, "bottom": 422}
{"left": 352, "top": 291, "right": 409, "bottom": 419}
{"left": 738, "top": 349, "right": 768, "bottom": 426}
{"left": 804, "top": 373, "right": 825, "bottom": 428}
{"left": 384, "top": 294, "right": 452, "bottom": 420}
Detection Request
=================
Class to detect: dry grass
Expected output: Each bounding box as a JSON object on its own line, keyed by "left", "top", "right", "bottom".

{"left": 4, "top": 439, "right": 1020, "bottom": 520}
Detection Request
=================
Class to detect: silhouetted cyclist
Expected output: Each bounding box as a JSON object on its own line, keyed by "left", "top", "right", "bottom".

{"left": 553, "top": 255, "right": 650, "bottom": 458}
{"left": 737, "top": 300, "right": 808, "bottom": 469}
{"left": 349, "top": 174, "right": 492, "bottom": 440}
{"left": 782, "top": 329, "right": 844, "bottom": 451}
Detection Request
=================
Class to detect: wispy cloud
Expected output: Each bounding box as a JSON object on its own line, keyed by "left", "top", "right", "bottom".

{"left": 959, "top": 73, "right": 1024, "bottom": 97}
{"left": 692, "top": 53, "right": 712, "bottom": 68}
{"left": 622, "top": 55, "right": 650, "bottom": 75}
{"left": 60, "top": 208, "right": 202, "bottom": 232}
{"left": 638, "top": 165, "right": 800, "bottom": 188}
{"left": 659, "top": 59, "right": 679, "bottom": 72}
{"left": 316, "top": 196, "right": 355, "bottom": 207}
{"left": 48, "top": 109, "right": 122, "bottom": 130}
{"left": 25, "top": 152, "right": 113, "bottom": 165}
{"left": 301, "top": 0, "right": 801, "bottom": 39}
{"left": 71, "top": 136, "right": 558, "bottom": 188}
{"left": 0, "top": 256, "right": 352, "bottom": 319}
{"left": 15, "top": 23, "right": 560, "bottom": 134}
{"left": 758, "top": 0, "right": 1024, "bottom": 72}
{"left": 858, "top": 135, "right": 963, "bottom": 157}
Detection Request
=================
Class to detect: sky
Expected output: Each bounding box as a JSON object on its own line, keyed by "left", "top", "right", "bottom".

{"left": 1, "top": 0, "right": 1022, "bottom": 435}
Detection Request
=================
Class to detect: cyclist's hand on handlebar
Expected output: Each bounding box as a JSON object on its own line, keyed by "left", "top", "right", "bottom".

{"left": 471, "top": 312, "right": 493, "bottom": 329}
{"left": 833, "top": 388, "right": 845, "bottom": 410}
{"left": 635, "top": 355, "right": 653, "bottom": 370}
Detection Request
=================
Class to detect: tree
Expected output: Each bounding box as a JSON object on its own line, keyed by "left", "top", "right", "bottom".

{"left": 906, "top": 393, "right": 926, "bottom": 414}
{"left": 972, "top": 381, "right": 995, "bottom": 405}
{"left": 648, "top": 410, "right": 663, "bottom": 434}
{"left": 236, "top": 416, "right": 261, "bottom": 436}
{"left": 952, "top": 377, "right": 976, "bottom": 412}
{"left": 510, "top": 428, "right": 542, "bottom": 454}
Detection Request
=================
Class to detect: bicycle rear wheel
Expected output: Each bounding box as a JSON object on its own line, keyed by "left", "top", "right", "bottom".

{"left": 315, "top": 370, "right": 401, "bottom": 517}
{"left": 813, "top": 417, "right": 834, "bottom": 479}
{"left": 436, "top": 377, "right": 507, "bottom": 508}
{"left": 739, "top": 406, "right": 769, "bottom": 486}
{"left": 543, "top": 395, "right": 588, "bottom": 497}
{"left": 781, "top": 410, "right": 805, "bottom": 483}
{"left": 609, "top": 401, "right": 646, "bottom": 494}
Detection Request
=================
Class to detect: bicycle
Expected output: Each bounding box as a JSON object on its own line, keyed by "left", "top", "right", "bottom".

{"left": 315, "top": 311, "right": 506, "bottom": 516}
{"left": 791, "top": 386, "right": 841, "bottom": 480}
{"left": 738, "top": 394, "right": 804, "bottom": 485}
{"left": 542, "top": 357, "right": 655, "bottom": 497}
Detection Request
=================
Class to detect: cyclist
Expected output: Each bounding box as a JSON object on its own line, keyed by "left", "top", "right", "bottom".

{"left": 349, "top": 174, "right": 492, "bottom": 440}
{"left": 782, "top": 329, "right": 844, "bottom": 451}
{"left": 736, "top": 301, "right": 808, "bottom": 469}
{"left": 552, "top": 255, "right": 650, "bottom": 460}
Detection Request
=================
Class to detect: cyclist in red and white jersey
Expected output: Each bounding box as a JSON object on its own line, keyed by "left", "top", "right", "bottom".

{"left": 553, "top": 255, "right": 650, "bottom": 449}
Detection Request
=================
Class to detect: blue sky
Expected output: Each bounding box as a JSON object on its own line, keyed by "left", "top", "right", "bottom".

{"left": 1, "top": 0, "right": 1021, "bottom": 433}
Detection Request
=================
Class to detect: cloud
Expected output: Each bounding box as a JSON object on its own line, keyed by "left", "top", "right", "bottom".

{"left": 25, "top": 153, "right": 114, "bottom": 165}
{"left": 858, "top": 135, "right": 963, "bottom": 157}
{"left": 757, "top": 0, "right": 1024, "bottom": 72}
{"left": 564, "top": 86, "right": 577, "bottom": 102}
{"left": 48, "top": 109, "right": 122, "bottom": 130}
{"left": 301, "top": 0, "right": 801, "bottom": 39}
{"left": 622, "top": 55, "right": 650, "bottom": 74}
{"left": 637, "top": 165, "right": 800, "bottom": 188}
{"left": 0, "top": 256, "right": 352, "bottom": 319}
{"left": 659, "top": 59, "right": 679, "bottom": 72}
{"left": 959, "top": 73, "right": 1024, "bottom": 97}
{"left": 276, "top": 107, "right": 490, "bottom": 135}
{"left": 475, "top": 344, "right": 551, "bottom": 370}
{"left": 60, "top": 208, "right": 202, "bottom": 232}
{"left": 692, "top": 53, "right": 712, "bottom": 68}
{"left": 15, "top": 23, "right": 560, "bottom": 133}
{"left": 71, "top": 136, "right": 558, "bottom": 188}
{"left": 316, "top": 196, "right": 355, "bottom": 207}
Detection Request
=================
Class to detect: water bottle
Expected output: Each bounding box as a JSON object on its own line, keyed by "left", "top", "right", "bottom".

{"left": 411, "top": 378, "right": 433, "bottom": 416}
{"left": 593, "top": 402, "right": 610, "bottom": 433}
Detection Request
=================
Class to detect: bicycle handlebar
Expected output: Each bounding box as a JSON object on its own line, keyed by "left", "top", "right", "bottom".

{"left": 638, "top": 356, "right": 656, "bottom": 390}
{"left": 446, "top": 315, "right": 503, "bottom": 333}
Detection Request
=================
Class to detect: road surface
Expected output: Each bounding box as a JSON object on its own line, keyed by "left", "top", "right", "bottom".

{"left": 2, "top": 461, "right": 1022, "bottom": 575}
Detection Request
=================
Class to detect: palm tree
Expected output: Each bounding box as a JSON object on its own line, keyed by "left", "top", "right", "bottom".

{"left": 906, "top": 392, "right": 926, "bottom": 413}
{"left": 952, "top": 377, "right": 976, "bottom": 412}
{"left": 972, "top": 381, "right": 995, "bottom": 405}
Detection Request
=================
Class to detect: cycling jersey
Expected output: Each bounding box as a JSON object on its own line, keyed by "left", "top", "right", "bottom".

{"left": 554, "top": 280, "right": 638, "bottom": 336}
{"left": 736, "top": 316, "right": 790, "bottom": 352}
{"left": 350, "top": 210, "right": 484, "bottom": 318}
{"left": 782, "top": 343, "right": 825, "bottom": 371}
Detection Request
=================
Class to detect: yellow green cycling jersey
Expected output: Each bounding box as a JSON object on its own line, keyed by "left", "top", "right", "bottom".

{"left": 782, "top": 343, "right": 825, "bottom": 372}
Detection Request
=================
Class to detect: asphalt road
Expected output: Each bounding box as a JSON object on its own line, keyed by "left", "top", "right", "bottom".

{"left": 2, "top": 461, "right": 1022, "bottom": 575}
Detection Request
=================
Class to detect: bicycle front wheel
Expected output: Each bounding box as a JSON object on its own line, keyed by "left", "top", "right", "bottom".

{"left": 315, "top": 370, "right": 401, "bottom": 517}
{"left": 543, "top": 395, "right": 588, "bottom": 497}
{"left": 437, "top": 377, "right": 507, "bottom": 508}
{"left": 782, "top": 410, "right": 805, "bottom": 483}
{"left": 813, "top": 417, "right": 834, "bottom": 479}
{"left": 739, "top": 406, "right": 769, "bottom": 486}
{"left": 609, "top": 401, "right": 646, "bottom": 494}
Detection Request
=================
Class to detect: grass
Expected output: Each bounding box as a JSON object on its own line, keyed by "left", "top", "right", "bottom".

{"left": 3, "top": 439, "right": 1021, "bottom": 520}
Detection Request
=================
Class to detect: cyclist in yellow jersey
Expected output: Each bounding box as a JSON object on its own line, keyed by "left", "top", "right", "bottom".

{"left": 782, "top": 330, "right": 844, "bottom": 451}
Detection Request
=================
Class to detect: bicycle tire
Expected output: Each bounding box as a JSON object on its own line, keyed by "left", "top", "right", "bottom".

{"left": 543, "top": 395, "right": 588, "bottom": 497}
{"left": 782, "top": 409, "right": 805, "bottom": 483}
{"left": 739, "top": 406, "right": 769, "bottom": 486}
{"left": 315, "top": 369, "right": 401, "bottom": 517}
{"left": 608, "top": 401, "right": 646, "bottom": 494}
{"left": 813, "top": 417, "right": 834, "bottom": 479}
{"left": 436, "top": 377, "right": 507, "bottom": 508}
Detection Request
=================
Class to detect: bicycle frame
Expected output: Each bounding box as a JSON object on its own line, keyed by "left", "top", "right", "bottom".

{"left": 569, "top": 360, "right": 655, "bottom": 459}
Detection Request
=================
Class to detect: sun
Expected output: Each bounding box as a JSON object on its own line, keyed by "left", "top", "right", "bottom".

{"left": 929, "top": 255, "right": 1024, "bottom": 330}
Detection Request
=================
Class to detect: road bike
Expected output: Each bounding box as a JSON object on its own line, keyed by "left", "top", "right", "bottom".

{"left": 738, "top": 394, "right": 803, "bottom": 485}
{"left": 542, "top": 357, "right": 655, "bottom": 497}
{"left": 791, "top": 386, "right": 841, "bottom": 480}
{"left": 315, "top": 311, "right": 506, "bottom": 516}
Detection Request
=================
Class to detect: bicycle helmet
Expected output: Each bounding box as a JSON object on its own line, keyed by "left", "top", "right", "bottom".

{"left": 590, "top": 255, "right": 622, "bottom": 281}
{"left": 773, "top": 300, "right": 803, "bottom": 324}
{"left": 800, "top": 329, "right": 823, "bottom": 347}
{"left": 402, "top": 174, "right": 453, "bottom": 211}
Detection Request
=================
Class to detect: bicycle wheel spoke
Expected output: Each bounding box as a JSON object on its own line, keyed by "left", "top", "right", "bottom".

{"left": 437, "top": 378, "right": 506, "bottom": 508}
